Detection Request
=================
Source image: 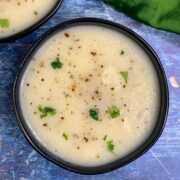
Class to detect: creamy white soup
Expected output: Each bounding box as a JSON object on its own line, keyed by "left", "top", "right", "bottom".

{"left": 0, "top": 0, "right": 58, "bottom": 38}
{"left": 20, "top": 25, "right": 159, "bottom": 166}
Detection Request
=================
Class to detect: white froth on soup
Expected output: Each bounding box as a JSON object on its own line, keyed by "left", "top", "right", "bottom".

{"left": 0, "top": 0, "right": 57, "bottom": 38}
{"left": 20, "top": 25, "right": 159, "bottom": 166}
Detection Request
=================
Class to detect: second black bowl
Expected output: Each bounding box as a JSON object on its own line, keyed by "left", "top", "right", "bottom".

{"left": 0, "top": 0, "right": 63, "bottom": 42}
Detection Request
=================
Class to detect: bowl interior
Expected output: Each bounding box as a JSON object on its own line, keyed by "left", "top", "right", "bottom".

{"left": 13, "top": 18, "right": 169, "bottom": 174}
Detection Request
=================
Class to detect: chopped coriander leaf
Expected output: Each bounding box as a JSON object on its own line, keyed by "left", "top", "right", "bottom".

{"left": 38, "top": 105, "right": 56, "bottom": 119}
{"left": 120, "top": 50, "right": 124, "bottom": 55}
{"left": 107, "top": 140, "right": 115, "bottom": 154}
{"left": 108, "top": 105, "right": 120, "bottom": 118}
{"left": 103, "top": 135, "right": 107, "bottom": 141}
{"left": 120, "top": 71, "right": 128, "bottom": 83}
{"left": 0, "top": 19, "right": 9, "bottom": 28}
{"left": 62, "top": 132, "right": 68, "bottom": 140}
{"left": 89, "top": 108, "right": 99, "bottom": 121}
{"left": 51, "top": 58, "right": 63, "bottom": 69}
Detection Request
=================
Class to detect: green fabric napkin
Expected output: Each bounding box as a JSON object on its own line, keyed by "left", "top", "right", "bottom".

{"left": 104, "top": 0, "right": 180, "bottom": 34}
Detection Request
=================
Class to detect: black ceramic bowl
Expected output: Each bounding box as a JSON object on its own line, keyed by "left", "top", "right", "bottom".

{"left": 0, "top": 0, "right": 63, "bottom": 42}
{"left": 13, "top": 18, "right": 169, "bottom": 174}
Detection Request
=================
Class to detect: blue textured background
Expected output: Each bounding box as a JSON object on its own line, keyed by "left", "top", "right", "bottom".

{"left": 0, "top": 0, "right": 180, "bottom": 179}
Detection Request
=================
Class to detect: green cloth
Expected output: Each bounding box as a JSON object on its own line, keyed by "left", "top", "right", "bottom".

{"left": 104, "top": 0, "right": 180, "bottom": 34}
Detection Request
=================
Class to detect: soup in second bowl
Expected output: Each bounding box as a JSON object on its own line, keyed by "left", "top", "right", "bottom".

{"left": 0, "top": 0, "right": 58, "bottom": 38}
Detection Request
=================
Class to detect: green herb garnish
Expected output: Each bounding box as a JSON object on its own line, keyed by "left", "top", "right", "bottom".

{"left": 0, "top": 19, "right": 9, "bottom": 28}
{"left": 103, "top": 135, "right": 116, "bottom": 154}
{"left": 89, "top": 108, "right": 99, "bottom": 121}
{"left": 103, "top": 135, "right": 107, "bottom": 141}
{"left": 107, "top": 140, "right": 115, "bottom": 154}
{"left": 120, "top": 71, "right": 128, "bottom": 83}
{"left": 51, "top": 58, "right": 63, "bottom": 69}
{"left": 38, "top": 105, "right": 56, "bottom": 119}
{"left": 62, "top": 132, "right": 68, "bottom": 140}
{"left": 120, "top": 50, "right": 124, "bottom": 55}
{"left": 108, "top": 105, "right": 120, "bottom": 118}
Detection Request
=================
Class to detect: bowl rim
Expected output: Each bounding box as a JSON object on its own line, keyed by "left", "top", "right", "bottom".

{"left": 0, "top": 0, "right": 63, "bottom": 42}
{"left": 13, "top": 17, "right": 169, "bottom": 175}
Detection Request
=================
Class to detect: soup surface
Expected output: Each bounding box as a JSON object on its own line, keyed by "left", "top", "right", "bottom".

{"left": 0, "top": 0, "right": 58, "bottom": 38}
{"left": 20, "top": 25, "right": 159, "bottom": 166}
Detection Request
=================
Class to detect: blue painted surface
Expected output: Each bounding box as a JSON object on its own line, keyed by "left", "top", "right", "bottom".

{"left": 0, "top": 0, "right": 180, "bottom": 179}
